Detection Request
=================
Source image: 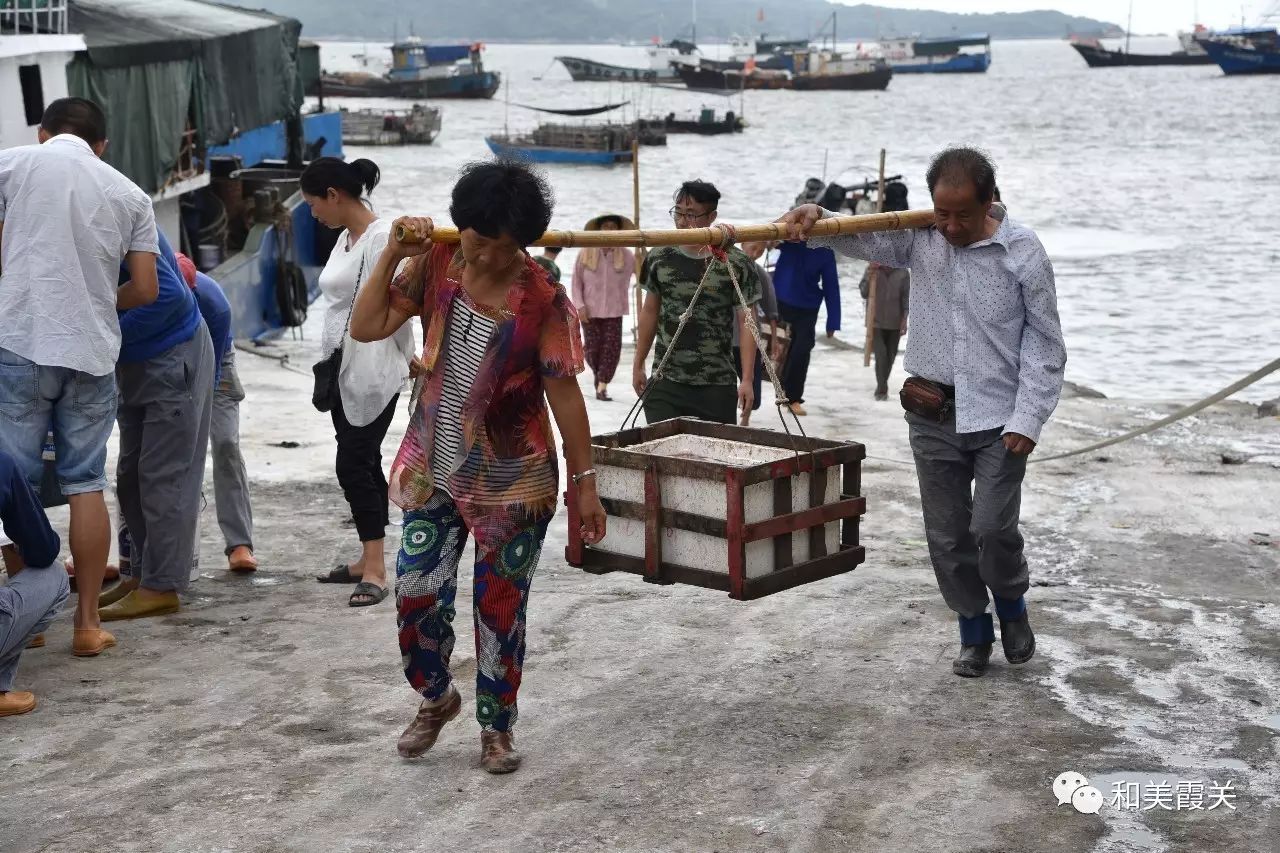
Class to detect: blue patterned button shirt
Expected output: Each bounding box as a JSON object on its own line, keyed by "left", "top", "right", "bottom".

{"left": 811, "top": 206, "right": 1066, "bottom": 441}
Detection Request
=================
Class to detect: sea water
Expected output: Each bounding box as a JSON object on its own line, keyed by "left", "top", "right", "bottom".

{"left": 314, "top": 37, "right": 1280, "bottom": 403}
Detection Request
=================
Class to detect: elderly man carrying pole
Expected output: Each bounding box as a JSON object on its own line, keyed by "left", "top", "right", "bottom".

{"left": 780, "top": 147, "right": 1067, "bottom": 679}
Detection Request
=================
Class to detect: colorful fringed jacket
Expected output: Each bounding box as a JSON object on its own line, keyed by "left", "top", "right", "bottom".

{"left": 388, "top": 243, "right": 584, "bottom": 549}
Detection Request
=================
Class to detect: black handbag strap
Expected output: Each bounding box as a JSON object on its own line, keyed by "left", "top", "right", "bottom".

{"left": 338, "top": 248, "right": 368, "bottom": 344}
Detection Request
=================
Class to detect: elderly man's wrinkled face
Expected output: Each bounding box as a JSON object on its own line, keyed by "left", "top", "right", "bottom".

{"left": 931, "top": 181, "right": 993, "bottom": 248}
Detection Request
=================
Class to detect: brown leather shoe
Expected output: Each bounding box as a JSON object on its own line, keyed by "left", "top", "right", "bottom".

{"left": 228, "top": 546, "right": 258, "bottom": 574}
{"left": 0, "top": 691, "right": 37, "bottom": 717}
{"left": 480, "top": 731, "right": 522, "bottom": 774}
{"left": 26, "top": 633, "right": 45, "bottom": 649}
{"left": 397, "top": 685, "right": 461, "bottom": 758}
{"left": 72, "top": 627, "right": 117, "bottom": 657}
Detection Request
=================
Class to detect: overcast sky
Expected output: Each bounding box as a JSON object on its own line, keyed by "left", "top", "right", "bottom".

{"left": 831, "top": 1, "right": 1274, "bottom": 33}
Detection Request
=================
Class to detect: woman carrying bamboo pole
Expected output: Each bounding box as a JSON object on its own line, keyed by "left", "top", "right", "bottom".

{"left": 348, "top": 161, "right": 608, "bottom": 773}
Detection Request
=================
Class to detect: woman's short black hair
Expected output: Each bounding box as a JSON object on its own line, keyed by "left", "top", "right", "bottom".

{"left": 450, "top": 160, "right": 554, "bottom": 246}
{"left": 299, "top": 156, "right": 380, "bottom": 200}
{"left": 925, "top": 147, "right": 997, "bottom": 204}
{"left": 674, "top": 179, "right": 720, "bottom": 209}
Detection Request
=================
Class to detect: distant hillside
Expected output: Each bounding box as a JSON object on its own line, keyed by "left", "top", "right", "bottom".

{"left": 249, "top": 0, "right": 1119, "bottom": 42}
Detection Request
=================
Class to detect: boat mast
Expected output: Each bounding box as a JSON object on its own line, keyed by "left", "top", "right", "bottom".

{"left": 1125, "top": 1, "right": 1133, "bottom": 54}
{"left": 692, "top": 0, "right": 697, "bottom": 45}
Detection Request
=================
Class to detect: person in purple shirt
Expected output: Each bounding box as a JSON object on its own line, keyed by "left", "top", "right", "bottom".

{"left": 176, "top": 254, "right": 256, "bottom": 574}
{"left": 99, "top": 232, "right": 214, "bottom": 621}
{"left": 0, "top": 450, "right": 70, "bottom": 716}
{"left": 771, "top": 233, "right": 841, "bottom": 418}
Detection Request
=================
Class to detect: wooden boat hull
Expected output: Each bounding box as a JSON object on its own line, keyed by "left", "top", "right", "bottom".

{"left": 342, "top": 107, "right": 442, "bottom": 146}
{"left": 791, "top": 67, "right": 894, "bottom": 91}
{"left": 485, "top": 137, "right": 633, "bottom": 165}
{"left": 1197, "top": 37, "right": 1280, "bottom": 74}
{"left": 676, "top": 63, "right": 890, "bottom": 91}
{"left": 675, "top": 65, "right": 792, "bottom": 90}
{"left": 890, "top": 52, "right": 991, "bottom": 73}
{"left": 556, "top": 56, "right": 680, "bottom": 82}
{"left": 664, "top": 117, "right": 743, "bottom": 135}
{"left": 312, "top": 71, "right": 501, "bottom": 100}
{"left": 1070, "top": 42, "right": 1214, "bottom": 67}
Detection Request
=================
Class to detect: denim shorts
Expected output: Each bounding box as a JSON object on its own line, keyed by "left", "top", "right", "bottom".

{"left": 0, "top": 347, "right": 117, "bottom": 496}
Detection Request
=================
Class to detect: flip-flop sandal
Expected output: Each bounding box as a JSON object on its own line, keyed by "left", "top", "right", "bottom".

{"left": 317, "top": 564, "right": 362, "bottom": 584}
{"left": 349, "top": 581, "right": 389, "bottom": 607}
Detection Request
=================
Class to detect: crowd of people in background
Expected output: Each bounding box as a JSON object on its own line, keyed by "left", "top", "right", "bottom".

{"left": 0, "top": 98, "right": 258, "bottom": 715}
{"left": 1, "top": 94, "right": 1065, "bottom": 762}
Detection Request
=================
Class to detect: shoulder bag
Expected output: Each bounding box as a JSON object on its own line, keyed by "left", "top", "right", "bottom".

{"left": 311, "top": 251, "right": 366, "bottom": 413}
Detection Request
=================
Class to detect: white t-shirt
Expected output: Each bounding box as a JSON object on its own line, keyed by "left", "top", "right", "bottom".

{"left": 318, "top": 218, "right": 415, "bottom": 427}
{"left": 0, "top": 135, "right": 159, "bottom": 376}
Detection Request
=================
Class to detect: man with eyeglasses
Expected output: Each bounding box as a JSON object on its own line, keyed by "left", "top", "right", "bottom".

{"left": 633, "top": 180, "right": 761, "bottom": 425}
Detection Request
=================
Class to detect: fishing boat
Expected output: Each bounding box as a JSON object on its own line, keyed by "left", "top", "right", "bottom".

{"left": 1069, "top": 30, "right": 1216, "bottom": 67}
{"left": 675, "top": 64, "right": 791, "bottom": 90}
{"left": 640, "top": 109, "right": 744, "bottom": 136}
{"left": 862, "top": 34, "right": 992, "bottom": 73}
{"left": 1070, "top": 39, "right": 1213, "bottom": 66}
{"left": 557, "top": 40, "right": 700, "bottom": 82}
{"left": 341, "top": 104, "right": 442, "bottom": 146}
{"left": 676, "top": 56, "right": 891, "bottom": 91}
{"left": 792, "top": 57, "right": 893, "bottom": 90}
{"left": 1, "top": 0, "right": 343, "bottom": 342}
{"left": 1197, "top": 27, "right": 1280, "bottom": 74}
{"left": 311, "top": 39, "right": 500, "bottom": 100}
{"left": 485, "top": 123, "right": 635, "bottom": 165}
{"left": 723, "top": 33, "right": 810, "bottom": 69}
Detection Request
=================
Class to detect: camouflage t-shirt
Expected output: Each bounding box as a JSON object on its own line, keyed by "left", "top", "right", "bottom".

{"left": 641, "top": 246, "right": 760, "bottom": 386}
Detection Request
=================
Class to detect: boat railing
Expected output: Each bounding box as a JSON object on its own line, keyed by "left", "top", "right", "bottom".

{"left": 0, "top": 0, "right": 68, "bottom": 35}
{"left": 156, "top": 124, "right": 204, "bottom": 195}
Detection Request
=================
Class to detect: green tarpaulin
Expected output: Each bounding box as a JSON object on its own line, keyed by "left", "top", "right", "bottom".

{"left": 66, "top": 0, "right": 303, "bottom": 194}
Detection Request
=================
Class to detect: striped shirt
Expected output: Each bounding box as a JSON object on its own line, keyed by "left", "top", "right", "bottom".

{"left": 430, "top": 293, "right": 499, "bottom": 493}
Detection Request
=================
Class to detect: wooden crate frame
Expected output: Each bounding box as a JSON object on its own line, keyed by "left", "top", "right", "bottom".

{"left": 565, "top": 418, "right": 866, "bottom": 600}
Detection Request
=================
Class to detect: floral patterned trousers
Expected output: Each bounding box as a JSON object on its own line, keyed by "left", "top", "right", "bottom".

{"left": 396, "top": 490, "right": 549, "bottom": 732}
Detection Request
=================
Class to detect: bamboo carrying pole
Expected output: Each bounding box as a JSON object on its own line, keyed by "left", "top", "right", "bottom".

{"left": 631, "top": 137, "right": 642, "bottom": 341}
{"left": 864, "top": 148, "right": 887, "bottom": 367}
{"left": 393, "top": 208, "right": 936, "bottom": 248}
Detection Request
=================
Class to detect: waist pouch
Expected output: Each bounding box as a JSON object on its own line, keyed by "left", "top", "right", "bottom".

{"left": 900, "top": 377, "right": 954, "bottom": 423}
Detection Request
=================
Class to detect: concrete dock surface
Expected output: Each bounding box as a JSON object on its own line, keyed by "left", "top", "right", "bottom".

{"left": 3, "top": 329, "right": 1277, "bottom": 853}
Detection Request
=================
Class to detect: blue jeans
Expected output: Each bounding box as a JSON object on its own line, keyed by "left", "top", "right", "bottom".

{"left": 0, "top": 348, "right": 117, "bottom": 496}
{"left": 0, "top": 564, "right": 69, "bottom": 691}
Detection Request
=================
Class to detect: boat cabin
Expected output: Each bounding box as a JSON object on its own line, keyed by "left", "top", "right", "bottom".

{"left": 389, "top": 38, "right": 485, "bottom": 81}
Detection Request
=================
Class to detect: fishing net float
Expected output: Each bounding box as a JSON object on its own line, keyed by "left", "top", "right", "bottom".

{"left": 393, "top": 208, "right": 938, "bottom": 247}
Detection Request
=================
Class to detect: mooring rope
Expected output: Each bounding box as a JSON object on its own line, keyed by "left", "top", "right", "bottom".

{"left": 233, "top": 341, "right": 314, "bottom": 379}
{"left": 1029, "top": 356, "right": 1280, "bottom": 464}
{"left": 857, "top": 357, "right": 1280, "bottom": 468}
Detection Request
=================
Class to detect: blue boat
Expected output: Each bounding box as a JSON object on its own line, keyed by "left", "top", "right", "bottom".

{"left": 1197, "top": 28, "right": 1280, "bottom": 75}
{"left": 194, "top": 112, "right": 345, "bottom": 342}
{"left": 314, "top": 39, "right": 501, "bottom": 100}
{"left": 872, "top": 34, "right": 992, "bottom": 74}
{"left": 485, "top": 136, "right": 633, "bottom": 165}
{"left": 485, "top": 124, "right": 635, "bottom": 166}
